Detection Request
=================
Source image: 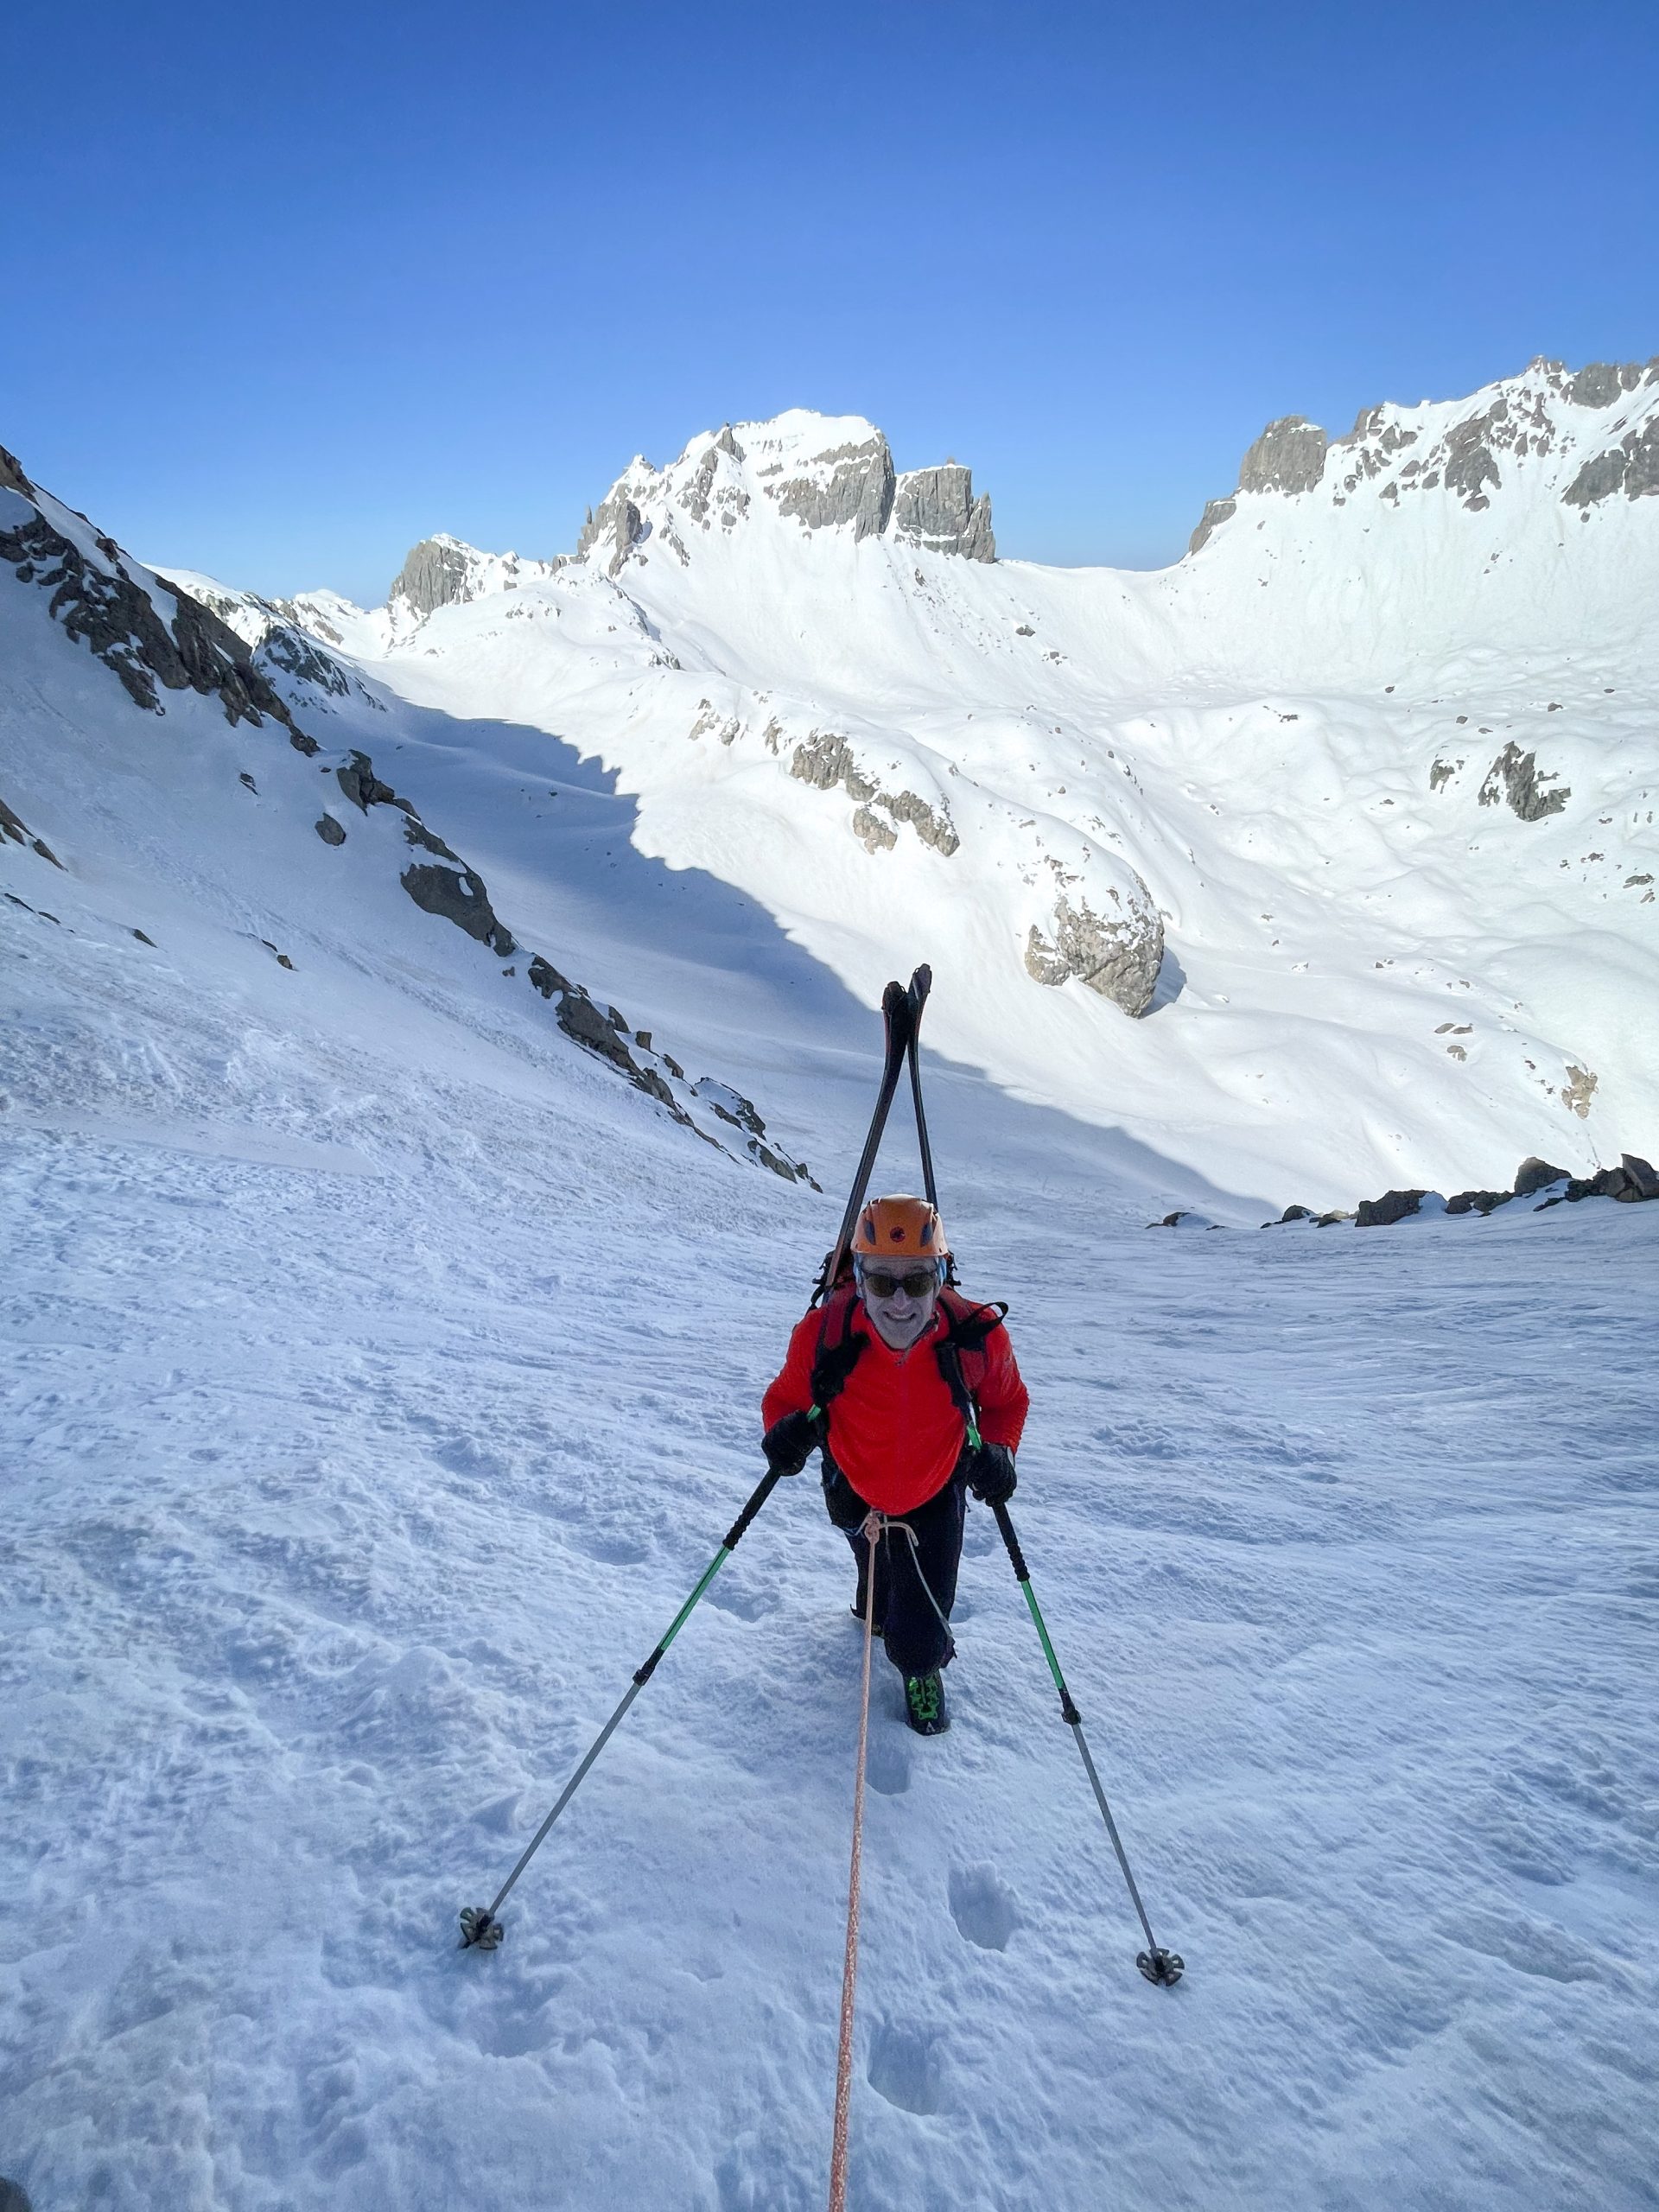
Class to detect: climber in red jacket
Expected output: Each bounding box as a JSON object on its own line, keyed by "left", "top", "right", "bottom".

{"left": 761, "top": 1195, "right": 1028, "bottom": 1734}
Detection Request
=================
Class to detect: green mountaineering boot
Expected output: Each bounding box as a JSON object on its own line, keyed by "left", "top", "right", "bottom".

{"left": 903, "top": 1669, "right": 950, "bottom": 1736}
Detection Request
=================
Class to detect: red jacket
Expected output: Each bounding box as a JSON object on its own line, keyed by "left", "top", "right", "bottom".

{"left": 762, "top": 1287, "right": 1028, "bottom": 1516}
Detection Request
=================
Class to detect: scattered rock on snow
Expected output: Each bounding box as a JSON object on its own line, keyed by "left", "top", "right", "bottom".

{"left": 0, "top": 793, "right": 62, "bottom": 868}
{"left": 1515, "top": 1155, "right": 1569, "bottom": 1197}
{"left": 315, "top": 815, "right": 346, "bottom": 846}
{"left": 1446, "top": 1189, "right": 1511, "bottom": 1216}
{"left": 399, "top": 863, "right": 517, "bottom": 957}
{"left": 1478, "top": 743, "right": 1569, "bottom": 821}
{"left": 1356, "top": 1189, "right": 1431, "bottom": 1226}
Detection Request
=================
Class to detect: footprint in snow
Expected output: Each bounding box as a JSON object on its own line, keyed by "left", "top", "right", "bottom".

{"left": 867, "top": 2022, "right": 945, "bottom": 2114}
{"left": 866, "top": 1734, "right": 911, "bottom": 1796}
{"left": 949, "top": 1863, "right": 1021, "bottom": 1952}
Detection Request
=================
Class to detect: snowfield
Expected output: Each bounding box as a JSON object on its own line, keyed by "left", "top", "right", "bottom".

{"left": 3, "top": 365, "right": 1657, "bottom": 2209}
{"left": 3, "top": 930, "right": 1656, "bottom": 2209}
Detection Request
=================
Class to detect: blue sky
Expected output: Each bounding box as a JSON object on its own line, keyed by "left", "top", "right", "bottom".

{"left": 5, "top": 0, "right": 1654, "bottom": 602}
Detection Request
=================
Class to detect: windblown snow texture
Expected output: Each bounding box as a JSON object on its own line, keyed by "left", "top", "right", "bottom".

{"left": 3, "top": 372, "right": 1657, "bottom": 2210}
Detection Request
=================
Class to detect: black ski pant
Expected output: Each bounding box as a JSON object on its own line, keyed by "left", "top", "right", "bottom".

{"left": 830, "top": 1462, "right": 966, "bottom": 1678}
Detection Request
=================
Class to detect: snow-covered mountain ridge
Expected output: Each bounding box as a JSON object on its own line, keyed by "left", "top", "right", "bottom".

{"left": 207, "top": 359, "right": 1659, "bottom": 1209}
{"left": 0, "top": 444, "right": 814, "bottom": 1184}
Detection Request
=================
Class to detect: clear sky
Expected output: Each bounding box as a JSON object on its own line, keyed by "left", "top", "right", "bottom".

{"left": 4, "top": 0, "right": 1654, "bottom": 604}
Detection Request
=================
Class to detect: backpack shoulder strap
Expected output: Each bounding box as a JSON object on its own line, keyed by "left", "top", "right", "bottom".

{"left": 938, "top": 1287, "right": 1009, "bottom": 1353}
{"left": 810, "top": 1284, "right": 868, "bottom": 1410}
{"left": 933, "top": 1289, "right": 1007, "bottom": 1436}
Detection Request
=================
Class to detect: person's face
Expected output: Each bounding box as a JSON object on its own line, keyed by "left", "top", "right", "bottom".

{"left": 856, "top": 1258, "right": 942, "bottom": 1350}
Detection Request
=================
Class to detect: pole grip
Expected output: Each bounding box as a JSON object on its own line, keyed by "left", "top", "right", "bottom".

{"left": 722, "top": 1465, "right": 784, "bottom": 1552}
{"left": 991, "top": 1497, "right": 1031, "bottom": 1581}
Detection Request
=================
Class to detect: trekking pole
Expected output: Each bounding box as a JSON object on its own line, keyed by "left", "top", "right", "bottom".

{"left": 988, "top": 1499, "right": 1185, "bottom": 1986}
{"left": 458, "top": 1463, "right": 789, "bottom": 1951}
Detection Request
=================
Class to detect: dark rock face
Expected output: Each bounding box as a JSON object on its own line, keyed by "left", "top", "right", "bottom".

{"left": 1356, "top": 1188, "right": 1429, "bottom": 1226}
{"left": 390, "top": 537, "right": 479, "bottom": 617}
{"left": 1188, "top": 496, "right": 1236, "bottom": 554}
{"left": 0, "top": 794, "right": 62, "bottom": 867}
{"left": 1561, "top": 413, "right": 1659, "bottom": 506}
{"left": 400, "top": 862, "right": 517, "bottom": 957}
{"left": 336, "top": 750, "right": 402, "bottom": 811}
{"left": 1238, "top": 416, "right": 1328, "bottom": 495}
{"left": 1515, "top": 1155, "right": 1568, "bottom": 1197}
{"left": 1446, "top": 1189, "right": 1510, "bottom": 1215}
{"left": 0, "top": 498, "right": 318, "bottom": 753}
{"left": 577, "top": 491, "right": 645, "bottom": 575}
{"left": 315, "top": 814, "right": 346, "bottom": 846}
{"left": 1440, "top": 404, "right": 1505, "bottom": 506}
{"left": 0, "top": 443, "right": 35, "bottom": 497}
{"left": 1478, "top": 743, "right": 1569, "bottom": 821}
{"left": 1620, "top": 1152, "right": 1659, "bottom": 1200}
{"left": 261, "top": 623, "right": 353, "bottom": 696}
{"left": 772, "top": 435, "right": 896, "bottom": 540}
{"left": 0, "top": 2174, "right": 35, "bottom": 2210}
{"left": 893, "top": 466, "right": 995, "bottom": 561}
{"left": 1567, "top": 362, "right": 1638, "bottom": 408}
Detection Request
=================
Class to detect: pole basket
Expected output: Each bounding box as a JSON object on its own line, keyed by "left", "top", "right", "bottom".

{"left": 1137, "top": 1946, "right": 1184, "bottom": 1986}
{"left": 459, "top": 1907, "right": 505, "bottom": 1951}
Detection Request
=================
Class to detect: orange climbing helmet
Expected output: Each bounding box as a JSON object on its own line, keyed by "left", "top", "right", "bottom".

{"left": 851, "top": 1193, "right": 950, "bottom": 1261}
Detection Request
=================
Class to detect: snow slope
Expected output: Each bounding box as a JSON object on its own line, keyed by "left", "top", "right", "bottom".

{"left": 3, "top": 388, "right": 1657, "bottom": 2212}
{"left": 3, "top": 971, "right": 1656, "bottom": 2210}
{"left": 242, "top": 364, "right": 1659, "bottom": 1211}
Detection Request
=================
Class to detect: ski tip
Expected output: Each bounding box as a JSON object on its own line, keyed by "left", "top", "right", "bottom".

{"left": 459, "top": 1906, "right": 504, "bottom": 1952}
{"left": 1136, "top": 1947, "right": 1184, "bottom": 1986}
{"left": 909, "top": 963, "right": 933, "bottom": 1004}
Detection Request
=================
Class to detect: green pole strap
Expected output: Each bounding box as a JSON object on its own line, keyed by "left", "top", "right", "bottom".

{"left": 633, "top": 1547, "right": 730, "bottom": 1684}
{"left": 1020, "top": 1580, "right": 1075, "bottom": 1714}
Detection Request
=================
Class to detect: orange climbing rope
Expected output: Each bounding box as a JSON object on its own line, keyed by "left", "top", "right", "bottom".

{"left": 827, "top": 1510, "right": 881, "bottom": 2211}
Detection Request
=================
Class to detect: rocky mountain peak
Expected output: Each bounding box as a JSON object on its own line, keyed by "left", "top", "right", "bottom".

{"left": 1189, "top": 355, "right": 1659, "bottom": 554}
{"left": 389, "top": 534, "right": 517, "bottom": 618}
{"left": 571, "top": 409, "right": 996, "bottom": 572}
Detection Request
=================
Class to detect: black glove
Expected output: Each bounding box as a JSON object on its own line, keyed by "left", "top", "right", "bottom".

{"left": 763, "top": 1408, "right": 822, "bottom": 1477}
{"left": 822, "top": 1465, "right": 869, "bottom": 1531}
{"left": 966, "top": 1440, "right": 1017, "bottom": 1506}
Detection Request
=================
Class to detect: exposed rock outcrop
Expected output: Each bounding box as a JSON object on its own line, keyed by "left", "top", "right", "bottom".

{"left": 1514, "top": 1156, "right": 1568, "bottom": 1196}
{"left": 577, "top": 490, "right": 645, "bottom": 575}
{"left": 0, "top": 496, "right": 319, "bottom": 754}
{"left": 1478, "top": 743, "right": 1569, "bottom": 821}
{"left": 789, "top": 731, "right": 959, "bottom": 856}
{"left": 1187, "top": 496, "right": 1236, "bottom": 555}
{"left": 400, "top": 862, "right": 518, "bottom": 957}
{"left": 1356, "top": 1188, "right": 1429, "bottom": 1226}
{"left": 1238, "top": 416, "right": 1328, "bottom": 495}
{"left": 1023, "top": 886, "right": 1163, "bottom": 1017}
{"left": 893, "top": 465, "right": 995, "bottom": 561}
{"left": 0, "top": 794, "right": 62, "bottom": 868}
{"left": 771, "top": 435, "right": 895, "bottom": 541}
{"left": 1561, "top": 413, "right": 1659, "bottom": 506}
{"left": 389, "top": 537, "right": 484, "bottom": 618}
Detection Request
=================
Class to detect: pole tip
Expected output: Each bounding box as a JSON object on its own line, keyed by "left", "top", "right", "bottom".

{"left": 459, "top": 1906, "right": 504, "bottom": 1951}
{"left": 1136, "top": 1947, "right": 1184, "bottom": 1986}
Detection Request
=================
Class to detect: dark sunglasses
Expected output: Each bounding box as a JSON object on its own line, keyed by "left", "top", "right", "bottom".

{"left": 856, "top": 1262, "right": 943, "bottom": 1300}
